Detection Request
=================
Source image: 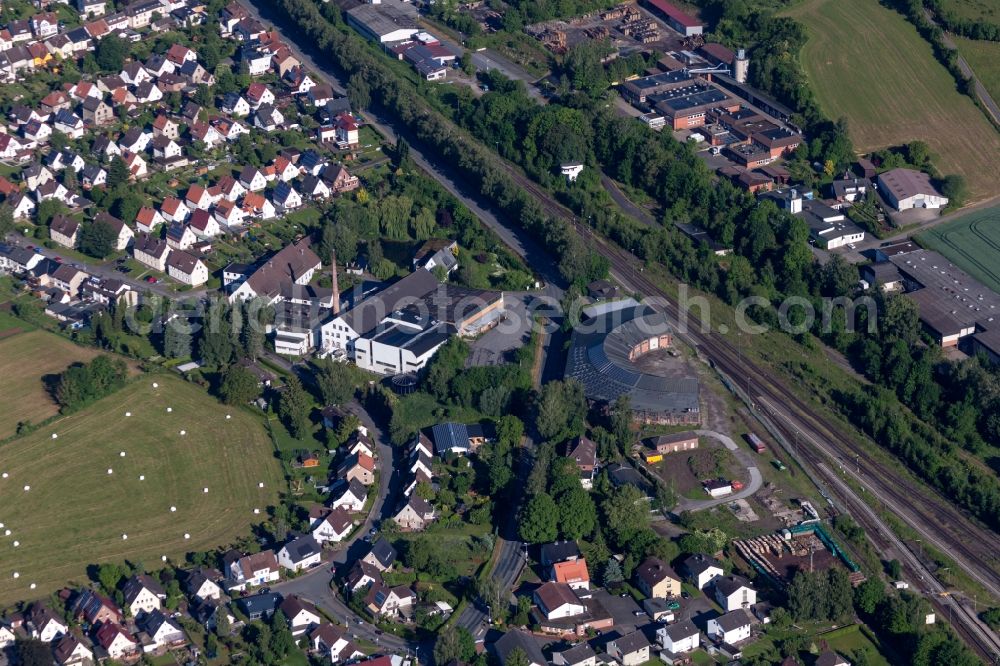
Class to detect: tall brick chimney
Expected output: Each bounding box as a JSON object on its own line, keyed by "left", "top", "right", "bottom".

{"left": 331, "top": 249, "right": 340, "bottom": 315}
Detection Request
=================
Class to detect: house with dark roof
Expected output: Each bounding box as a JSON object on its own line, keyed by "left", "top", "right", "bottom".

{"left": 235, "top": 592, "right": 283, "bottom": 620}
{"left": 540, "top": 540, "right": 581, "bottom": 567}
{"left": 137, "top": 609, "right": 186, "bottom": 650}
{"left": 552, "top": 642, "right": 597, "bottom": 666}
{"left": 122, "top": 574, "right": 165, "bottom": 618}
{"left": 182, "top": 568, "right": 223, "bottom": 602}
{"left": 534, "top": 582, "right": 585, "bottom": 620}
{"left": 656, "top": 618, "right": 700, "bottom": 658}
{"left": 635, "top": 557, "right": 680, "bottom": 599}
{"left": 53, "top": 633, "right": 95, "bottom": 666}
{"left": 393, "top": 495, "right": 435, "bottom": 530}
{"left": 682, "top": 554, "right": 723, "bottom": 590}
{"left": 707, "top": 608, "right": 752, "bottom": 645}
{"left": 278, "top": 534, "right": 322, "bottom": 572}
{"left": 279, "top": 595, "right": 322, "bottom": 636}
{"left": 714, "top": 575, "right": 756, "bottom": 612}
{"left": 492, "top": 630, "right": 547, "bottom": 666}
{"left": 608, "top": 630, "right": 651, "bottom": 666}
{"left": 362, "top": 537, "right": 397, "bottom": 572}
{"left": 229, "top": 239, "right": 321, "bottom": 304}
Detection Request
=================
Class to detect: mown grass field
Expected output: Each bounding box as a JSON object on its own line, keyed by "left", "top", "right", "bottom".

{"left": 0, "top": 328, "right": 101, "bottom": 439}
{"left": 917, "top": 204, "right": 1000, "bottom": 292}
{"left": 783, "top": 0, "right": 1000, "bottom": 201}
{"left": 0, "top": 375, "right": 282, "bottom": 606}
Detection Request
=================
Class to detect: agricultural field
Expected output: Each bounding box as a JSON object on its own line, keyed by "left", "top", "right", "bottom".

{"left": 917, "top": 204, "right": 1000, "bottom": 292}
{"left": 940, "top": 0, "right": 1000, "bottom": 22}
{"left": 0, "top": 375, "right": 282, "bottom": 606}
{"left": 0, "top": 327, "right": 101, "bottom": 439}
{"left": 783, "top": 0, "right": 1000, "bottom": 201}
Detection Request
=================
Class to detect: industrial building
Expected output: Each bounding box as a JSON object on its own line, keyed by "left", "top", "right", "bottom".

{"left": 641, "top": 0, "right": 703, "bottom": 36}
{"left": 564, "top": 302, "right": 701, "bottom": 425}
{"left": 876, "top": 168, "right": 949, "bottom": 211}
{"left": 346, "top": 1, "right": 419, "bottom": 44}
{"left": 651, "top": 82, "right": 740, "bottom": 130}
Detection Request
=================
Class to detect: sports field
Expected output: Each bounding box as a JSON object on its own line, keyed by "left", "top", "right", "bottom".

{"left": 783, "top": 0, "right": 1000, "bottom": 201}
{"left": 0, "top": 328, "right": 101, "bottom": 439}
{"left": 917, "top": 205, "right": 1000, "bottom": 292}
{"left": 0, "top": 375, "right": 282, "bottom": 605}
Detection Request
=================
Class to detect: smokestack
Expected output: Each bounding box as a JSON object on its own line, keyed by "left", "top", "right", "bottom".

{"left": 331, "top": 249, "right": 340, "bottom": 315}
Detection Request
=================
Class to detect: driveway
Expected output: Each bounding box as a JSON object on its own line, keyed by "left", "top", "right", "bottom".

{"left": 674, "top": 430, "right": 763, "bottom": 512}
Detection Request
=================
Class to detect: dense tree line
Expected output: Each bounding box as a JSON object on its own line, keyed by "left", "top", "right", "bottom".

{"left": 926, "top": 0, "right": 1000, "bottom": 41}
{"left": 53, "top": 355, "right": 128, "bottom": 410}
{"left": 268, "top": 0, "right": 608, "bottom": 287}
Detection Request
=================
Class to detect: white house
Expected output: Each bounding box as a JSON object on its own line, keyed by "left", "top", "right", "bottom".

{"left": 714, "top": 576, "right": 757, "bottom": 612}
{"left": 683, "top": 554, "right": 724, "bottom": 591}
{"left": 184, "top": 569, "right": 223, "bottom": 602}
{"left": 28, "top": 606, "right": 67, "bottom": 642}
{"left": 657, "top": 619, "right": 700, "bottom": 659}
{"left": 226, "top": 550, "right": 280, "bottom": 591}
{"left": 135, "top": 207, "right": 165, "bottom": 233}
{"left": 707, "top": 609, "right": 752, "bottom": 645}
{"left": 53, "top": 634, "right": 94, "bottom": 666}
{"left": 94, "top": 622, "right": 137, "bottom": 660}
{"left": 311, "top": 508, "right": 353, "bottom": 545}
{"left": 138, "top": 610, "right": 186, "bottom": 651}
{"left": 310, "top": 623, "right": 363, "bottom": 663}
{"left": 134, "top": 233, "right": 172, "bottom": 272}
{"left": 166, "top": 222, "right": 198, "bottom": 251}
{"left": 533, "top": 583, "right": 585, "bottom": 620}
{"left": 331, "top": 479, "right": 367, "bottom": 512}
{"left": 122, "top": 574, "right": 165, "bottom": 617}
{"left": 166, "top": 250, "right": 209, "bottom": 286}
{"left": 552, "top": 643, "right": 597, "bottom": 666}
{"left": 279, "top": 595, "right": 322, "bottom": 637}
{"left": 239, "top": 165, "right": 268, "bottom": 191}
{"left": 0, "top": 624, "right": 16, "bottom": 650}
{"left": 277, "top": 534, "right": 322, "bottom": 572}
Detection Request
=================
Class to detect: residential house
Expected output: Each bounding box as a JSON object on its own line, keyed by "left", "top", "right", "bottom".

{"left": 189, "top": 121, "right": 223, "bottom": 148}
{"left": 179, "top": 59, "right": 213, "bottom": 85}
{"left": 245, "top": 81, "right": 275, "bottom": 109}
{"left": 280, "top": 595, "right": 322, "bottom": 636}
{"left": 151, "top": 114, "right": 179, "bottom": 140}
{"left": 190, "top": 208, "right": 222, "bottom": 236}
{"left": 44, "top": 34, "right": 75, "bottom": 59}
{"left": 552, "top": 558, "right": 590, "bottom": 591}
{"left": 635, "top": 557, "right": 681, "bottom": 599}
{"left": 238, "top": 165, "right": 267, "bottom": 191}
{"left": 0, "top": 624, "right": 14, "bottom": 650}
{"left": 10, "top": 193, "right": 36, "bottom": 219}
{"left": 166, "top": 221, "right": 197, "bottom": 250}
{"left": 707, "top": 609, "right": 752, "bottom": 645}
{"left": 53, "top": 634, "right": 94, "bottom": 666}
{"left": 165, "top": 43, "right": 196, "bottom": 66}
{"left": 566, "top": 435, "right": 597, "bottom": 489}
{"left": 252, "top": 104, "right": 284, "bottom": 132}
{"left": 35, "top": 179, "right": 76, "bottom": 206}
{"left": 28, "top": 604, "right": 68, "bottom": 642}
{"left": 185, "top": 183, "right": 217, "bottom": 210}
{"left": 308, "top": 84, "right": 335, "bottom": 107}
{"left": 31, "top": 12, "right": 59, "bottom": 39}
{"left": 182, "top": 568, "right": 223, "bottom": 602}
{"left": 92, "top": 135, "right": 120, "bottom": 159}
{"left": 122, "top": 574, "right": 165, "bottom": 617}
{"left": 361, "top": 537, "right": 397, "bottom": 572}
{"left": 221, "top": 92, "right": 250, "bottom": 116}
{"left": 22, "top": 120, "right": 52, "bottom": 146}
{"left": 94, "top": 622, "right": 137, "bottom": 660}
{"left": 166, "top": 250, "right": 208, "bottom": 286}
{"left": 80, "top": 163, "right": 107, "bottom": 188}
{"left": 284, "top": 66, "right": 315, "bottom": 95}
{"left": 682, "top": 554, "right": 723, "bottom": 590}
{"left": 412, "top": 238, "right": 457, "bottom": 274}
{"left": 119, "top": 61, "right": 151, "bottom": 86}
{"left": 815, "top": 651, "right": 851, "bottom": 666}
{"left": 217, "top": 175, "right": 246, "bottom": 201}
{"left": 540, "top": 541, "right": 581, "bottom": 568}
{"left": 714, "top": 576, "right": 756, "bottom": 612}
{"left": 322, "top": 164, "right": 360, "bottom": 195}
{"left": 534, "top": 582, "right": 586, "bottom": 619}
{"left": 553, "top": 643, "right": 597, "bottom": 666}
{"left": 273, "top": 156, "right": 301, "bottom": 182}
{"left": 143, "top": 53, "right": 174, "bottom": 78}
{"left": 138, "top": 610, "right": 187, "bottom": 650}
{"left": 224, "top": 550, "right": 280, "bottom": 591}
{"left": 151, "top": 135, "right": 182, "bottom": 160}
{"left": 310, "top": 623, "right": 362, "bottom": 663}
{"left": 333, "top": 113, "right": 359, "bottom": 148}
{"left": 393, "top": 495, "right": 435, "bottom": 531}
{"left": 133, "top": 232, "right": 171, "bottom": 271}
{"left": 40, "top": 90, "right": 71, "bottom": 114}
{"left": 310, "top": 507, "right": 353, "bottom": 545}
{"left": 77, "top": 0, "right": 106, "bottom": 17}
{"left": 0, "top": 244, "right": 44, "bottom": 274}
{"left": 607, "top": 631, "right": 651, "bottom": 666}
{"left": 234, "top": 592, "right": 282, "bottom": 621}
{"left": 364, "top": 583, "right": 415, "bottom": 618}
{"left": 50, "top": 215, "right": 79, "bottom": 248}
{"left": 241, "top": 46, "right": 271, "bottom": 75}
{"left": 299, "top": 174, "right": 330, "bottom": 200}
{"left": 277, "top": 534, "right": 322, "bottom": 572}
{"left": 656, "top": 619, "right": 700, "bottom": 660}
{"left": 345, "top": 560, "right": 380, "bottom": 594}
{"left": 121, "top": 150, "right": 147, "bottom": 179}
{"left": 330, "top": 478, "right": 367, "bottom": 512}
{"left": 135, "top": 206, "right": 164, "bottom": 233}
{"left": 213, "top": 117, "right": 249, "bottom": 141}
{"left": 338, "top": 452, "right": 375, "bottom": 485}
{"left": 160, "top": 197, "right": 190, "bottom": 223}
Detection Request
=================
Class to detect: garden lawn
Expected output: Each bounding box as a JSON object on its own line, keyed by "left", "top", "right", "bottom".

{"left": 783, "top": 0, "right": 1000, "bottom": 201}
{"left": 0, "top": 375, "right": 282, "bottom": 606}
{"left": 0, "top": 329, "right": 101, "bottom": 439}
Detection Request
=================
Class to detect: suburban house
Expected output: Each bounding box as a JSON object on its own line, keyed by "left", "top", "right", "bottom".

{"left": 133, "top": 233, "right": 171, "bottom": 272}
{"left": 28, "top": 605, "right": 68, "bottom": 642}
{"left": 707, "top": 609, "right": 753, "bottom": 645}
{"left": 94, "top": 623, "right": 137, "bottom": 659}
{"left": 683, "top": 554, "right": 723, "bottom": 590}
{"left": 228, "top": 240, "right": 321, "bottom": 304}
{"left": 322, "top": 163, "right": 360, "bottom": 194}
{"left": 310, "top": 507, "right": 353, "bottom": 544}
{"left": 225, "top": 550, "right": 281, "bottom": 591}
{"left": 635, "top": 557, "right": 681, "bottom": 599}
{"left": 122, "top": 574, "right": 166, "bottom": 618}
{"left": 540, "top": 540, "right": 581, "bottom": 568}
{"left": 551, "top": 558, "right": 590, "bottom": 591}
{"left": 345, "top": 560, "right": 380, "bottom": 594}
{"left": 330, "top": 478, "right": 367, "bottom": 512}
{"left": 137, "top": 609, "right": 187, "bottom": 651}
{"left": 815, "top": 651, "right": 851, "bottom": 666}
{"left": 534, "top": 582, "right": 585, "bottom": 620}
{"left": 338, "top": 452, "right": 375, "bottom": 485}
{"left": 566, "top": 435, "right": 597, "bottom": 489}
{"left": 49, "top": 215, "right": 79, "bottom": 248}
{"left": 239, "top": 165, "right": 268, "bottom": 191}
{"left": 53, "top": 633, "right": 95, "bottom": 666}
{"left": 166, "top": 222, "right": 197, "bottom": 251}
{"left": 235, "top": 593, "right": 283, "bottom": 621}
{"left": 607, "top": 631, "right": 651, "bottom": 666}
{"left": 361, "top": 537, "right": 397, "bottom": 572}
{"left": 430, "top": 422, "right": 490, "bottom": 455}
{"left": 492, "top": 630, "right": 548, "bottom": 666}
{"left": 553, "top": 642, "right": 597, "bottom": 666}
{"left": 393, "top": 495, "right": 436, "bottom": 531}
{"left": 280, "top": 595, "right": 322, "bottom": 636}
{"left": 714, "top": 575, "right": 757, "bottom": 612}
{"left": 310, "top": 623, "right": 363, "bottom": 663}
{"left": 166, "top": 250, "right": 209, "bottom": 286}
{"left": 182, "top": 568, "right": 223, "bottom": 602}
{"left": 364, "top": 583, "right": 416, "bottom": 618}
{"left": 642, "top": 432, "right": 698, "bottom": 462}
{"left": 277, "top": 534, "right": 322, "bottom": 572}
{"left": 656, "top": 619, "right": 700, "bottom": 661}
{"left": 71, "top": 589, "right": 123, "bottom": 626}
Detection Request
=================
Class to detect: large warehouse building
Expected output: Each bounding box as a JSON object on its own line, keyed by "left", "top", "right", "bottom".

{"left": 565, "top": 302, "right": 701, "bottom": 425}
{"left": 876, "top": 168, "right": 949, "bottom": 211}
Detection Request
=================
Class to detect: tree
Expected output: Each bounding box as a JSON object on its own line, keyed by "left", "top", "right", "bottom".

{"left": 239, "top": 305, "right": 265, "bottom": 361}
{"left": 313, "top": 358, "right": 356, "bottom": 405}
{"left": 557, "top": 484, "right": 596, "bottom": 539}
{"left": 111, "top": 192, "right": 144, "bottom": 226}
{"left": 95, "top": 34, "right": 127, "bottom": 71}
{"left": 518, "top": 492, "right": 559, "bottom": 543}
{"left": 506, "top": 648, "right": 530, "bottom": 666}
{"left": 96, "top": 562, "right": 125, "bottom": 593}
{"left": 395, "top": 137, "right": 410, "bottom": 166}
{"left": 536, "top": 380, "right": 586, "bottom": 442}
{"left": 347, "top": 73, "right": 371, "bottom": 111}
{"left": 37, "top": 199, "right": 66, "bottom": 227}
{"left": 79, "top": 218, "right": 117, "bottom": 258}
{"left": 15, "top": 640, "right": 52, "bottom": 666}
{"left": 603, "top": 558, "right": 624, "bottom": 586}
{"left": 220, "top": 365, "right": 260, "bottom": 405}
{"left": 940, "top": 174, "right": 967, "bottom": 206}
{"left": 163, "top": 317, "right": 192, "bottom": 359}
{"left": 107, "top": 156, "right": 129, "bottom": 188}
{"left": 601, "top": 484, "right": 648, "bottom": 549}
{"left": 278, "top": 375, "right": 312, "bottom": 438}
{"left": 199, "top": 298, "right": 235, "bottom": 368}
{"left": 434, "top": 626, "right": 476, "bottom": 664}
{"left": 854, "top": 577, "right": 885, "bottom": 615}
{"left": 0, "top": 202, "right": 13, "bottom": 239}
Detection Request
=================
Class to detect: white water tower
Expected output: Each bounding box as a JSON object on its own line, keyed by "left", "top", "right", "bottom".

{"left": 734, "top": 48, "right": 749, "bottom": 84}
